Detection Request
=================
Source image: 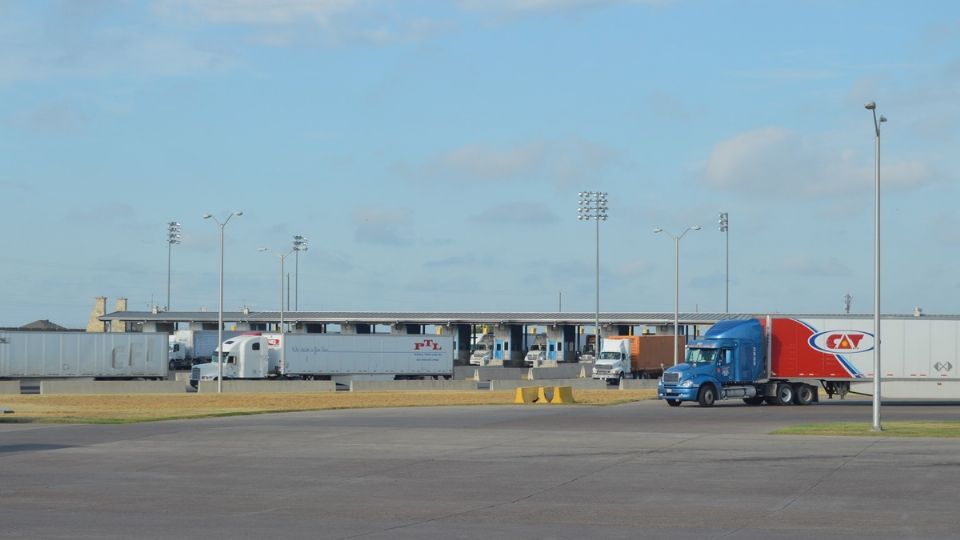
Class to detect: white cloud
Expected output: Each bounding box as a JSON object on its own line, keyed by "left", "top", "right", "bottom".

{"left": 6, "top": 101, "right": 89, "bottom": 135}
{"left": 775, "top": 256, "right": 852, "bottom": 278}
{"left": 0, "top": 22, "right": 234, "bottom": 84}
{"left": 457, "top": 0, "right": 670, "bottom": 16}
{"left": 353, "top": 208, "right": 411, "bottom": 246}
{"left": 155, "top": 0, "right": 447, "bottom": 46}
{"left": 155, "top": 0, "right": 358, "bottom": 25}
{"left": 406, "top": 138, "right": 621, "bottom": 190}
{"left": 468, "top": 201, "right": 559, "bottom": 225}
{"left": 705, "top": 127, "right": 931, "bottom": 198}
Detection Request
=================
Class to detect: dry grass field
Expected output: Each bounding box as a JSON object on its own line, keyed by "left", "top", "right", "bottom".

{"left": 0, "top": 389, "right": 657, "bottom": 424}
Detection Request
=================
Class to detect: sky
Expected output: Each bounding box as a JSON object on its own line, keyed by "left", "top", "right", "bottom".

{"left": 1, "top": 0, "right": 959, "bottom": 329}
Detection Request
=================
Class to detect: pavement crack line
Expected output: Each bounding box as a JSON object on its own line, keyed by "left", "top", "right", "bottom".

{"left": 334, "top": 433, "right": 705, "bottom": 540}
{"left": 710, "top": 438, "right": 883, "bottom": 540}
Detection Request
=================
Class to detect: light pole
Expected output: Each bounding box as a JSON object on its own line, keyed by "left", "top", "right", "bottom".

{"left": 578, "top": 191, "right": 608, "bottom": 357}
{"left": 654, "top": 225, "right": 701, "bottom": 365}
{"left": 719, "top": 212, "right": 728, "bottom": 313}
{"left": 203, "top": 211, "right": 243, "bottom": 393}
{"left": 166, "top": 221, "right": 181, "bottom": 311}
{"left": 259, "top": 247, "right": 296, "bottom": 372}
{"left": 292, "top": 235, "right": 308, "bottom": 311}
{"left": 865, "top": 101, "right": 886, "bottom": 432}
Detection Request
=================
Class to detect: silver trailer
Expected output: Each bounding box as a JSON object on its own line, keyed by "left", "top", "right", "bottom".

{"left": 0, "top": 331, "right": 168, "bottom": 379}
{"left": 281, "top": 334, "right": 454, "bottom": 378}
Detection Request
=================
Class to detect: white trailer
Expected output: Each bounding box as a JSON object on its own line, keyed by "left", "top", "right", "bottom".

{"left": 191, "top": 333, "right": 454, "bottom": 386}
{"left": 0, "top": 331, "right": 168, "bottom": 379}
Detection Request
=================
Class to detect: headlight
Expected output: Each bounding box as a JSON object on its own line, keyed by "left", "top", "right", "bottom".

{"left": 679, "top": 380, "right": 694, "bottom": 388}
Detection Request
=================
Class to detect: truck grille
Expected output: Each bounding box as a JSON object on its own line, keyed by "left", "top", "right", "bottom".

{"left": 594, "top": 367, "right": 611, "bottom": 376}
{"left": 191, "top": 367, "right": 200, "bottom": 381}
{"left": 662, "top": 372, "right": 680, "bottom": 384}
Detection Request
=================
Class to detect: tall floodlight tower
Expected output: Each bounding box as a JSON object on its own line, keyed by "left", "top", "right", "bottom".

{"left": 577, "top": 192, "right": 608, "bottom": 357}
{"left": 719, "top": 212, "right": 729, "bottom": 313}
{"left": 166, "top": 221, "right": 181, "bottom": 311}
{"left": 292, "top": 235, "right": 308, "bottom": 311}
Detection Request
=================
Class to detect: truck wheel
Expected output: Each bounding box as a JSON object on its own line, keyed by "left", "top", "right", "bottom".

{"left": 697, "top": 385, "right": 717, "bottom": 407}
{"left": 794, "top": 384, "right": 815, "bottom": 405}
{"left": 666, "top": 399, "right": 681, "bottom": 407}
{"left": 775, "top": 383, "right": 794, "bottom": 406}
{"left": 742, "top": 396, "right": 764, "bottom": 406}
{"left": 169, "top": 360, "right": 176, "bottom": 371}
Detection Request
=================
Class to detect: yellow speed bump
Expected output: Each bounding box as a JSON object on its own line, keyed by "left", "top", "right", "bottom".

{"left": 550, "top": 386, "right": 575, "bottom": 404}
{"left": 536, "top": 386, "right": 552, "bottom": 404}
{"left": 514, "top": 386, "right": 538, "bottom": 404}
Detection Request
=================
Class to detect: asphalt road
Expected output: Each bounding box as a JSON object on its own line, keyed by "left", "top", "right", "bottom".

{"left": 2, "top": 397, "right": 960, "bottom": 539}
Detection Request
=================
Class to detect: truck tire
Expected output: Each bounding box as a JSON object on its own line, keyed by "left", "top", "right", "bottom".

{"left": 774, "top": 383, "right": 794, "bottom": 406}
{"left": 697, "top": 385, "right": 717, "bottom": 407}
{"left": 742, "top": 396, "right": 764, "bottom": 406}
{"left": 794, "top": 384, "right": 815, "bottom": 405}
{"left": 169, "top": 360, "right": 177, "bottom": 371}
{"left": 666, "top": 399, "right": 681, "bottom": 407}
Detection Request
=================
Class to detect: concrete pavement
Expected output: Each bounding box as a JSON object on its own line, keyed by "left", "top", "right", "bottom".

{"left": 1, "top": 399, "right": 959, "bottom": 539}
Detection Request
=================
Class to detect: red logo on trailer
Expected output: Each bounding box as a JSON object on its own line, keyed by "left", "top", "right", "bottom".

{"left": 414, "top": 339, "right": 441, "bottom": 351}
{"left": 809, "top": 331, "right": 874, "bottom": 354}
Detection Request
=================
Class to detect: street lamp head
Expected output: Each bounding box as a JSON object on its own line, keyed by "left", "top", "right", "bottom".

{"left": 202, "top": 214, "right": 212, "bottom": 219}
{"left": 879, "top": 115, "right": 887, "bottom": 123}
{"left": 257, "top": 247, "right": 269, "bottom": 253}
{"left": 865, "top": 101, "right": 876, "bottom": 110}
{"left": 653, "top": 228, "right": 663, "bottom": 234}
{"left": 692, "top": 226, "right": 702, "bottom": 231}
{"left": 233, "top": 211, "right": 244, "bottom": 217}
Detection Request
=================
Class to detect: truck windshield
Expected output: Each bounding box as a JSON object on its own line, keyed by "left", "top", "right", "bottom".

{"left": 474, "top": 345, "right": 487, "bottom": 352}
{"left": 598, "top": 352, "right": 621, "bottom": 360}
{"left": 686, "top": 348, "right": 719, "bottom": 366}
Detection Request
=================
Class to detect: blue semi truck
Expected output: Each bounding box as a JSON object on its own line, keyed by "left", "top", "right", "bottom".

{"left": 658, "top": 317, "right": 847, "bottom": 407}
{"left": 658, "top": 315, "right": 960, "bottom": 406}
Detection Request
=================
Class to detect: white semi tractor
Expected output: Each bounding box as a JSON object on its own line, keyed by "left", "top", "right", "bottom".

{"left": 191, "top": 333, "right": 454, "bottom": 386}
{"left": 168, "top": 329, "right": 243, "bottom": 370}
{"left": 469, "top": 333, "right": 495, "bottom": 366}
{"left": 0, "top": 331, "right": 168, "bottom": 379}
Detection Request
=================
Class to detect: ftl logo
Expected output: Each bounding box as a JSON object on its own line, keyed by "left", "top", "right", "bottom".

{"left": 414, "top": 339, "right": 442, "bottom": 351}
{"left": 808, "top": 330, "right": 874, "bottom": 354}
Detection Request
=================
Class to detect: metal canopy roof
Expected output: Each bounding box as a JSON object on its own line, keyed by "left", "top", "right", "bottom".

{"left": 99, "top": 310, "right": 960, "bottom": 326}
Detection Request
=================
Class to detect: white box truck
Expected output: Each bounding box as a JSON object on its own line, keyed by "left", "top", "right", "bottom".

{"left": 168, "top": 330, "right": 243, "bottom": 370}
{"left": 0, "top": 331, "right": 168, "bottom": 379}
{"left": 191, "top": 333, "right": 454, "bottom": 387}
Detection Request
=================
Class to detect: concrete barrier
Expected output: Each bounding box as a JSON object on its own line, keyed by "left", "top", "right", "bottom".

{"left": 514, "top": 387, "right": 538, "bottom": 404}
{"left": 197, "top": 380, "right": 337, "bottom": 393}
{"left": 490, "top": 378, "right": 606, "bottom": 391}
{"left": 0, "top": 380, "right": 20, "bottom": 394}
{"left": 40, "top": 380, "right": 187, "bottom": 395}
{"left": 619, "top": 379, "right": 660, "bottom": 390}
{"left": 551, "top": 386, "right": 575, "bottom": 404}
{"left": 529, "top": 365, "right": 585, "bottom": 380}
{"left": 514, "top": 385, "right": 576, "bottom": 405}
{"left": 454, "top": 366, "right": 528, "bottom": 381}
{"left": 349, "top": 380, "right": 478, "bottom": 392}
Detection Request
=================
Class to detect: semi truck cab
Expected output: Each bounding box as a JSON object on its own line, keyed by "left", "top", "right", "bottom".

{"left": 592, "top": 338, "right": 630, "bottom": 384}
{"left": 190, "top": 335, "right": 272, "bottom": 387}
